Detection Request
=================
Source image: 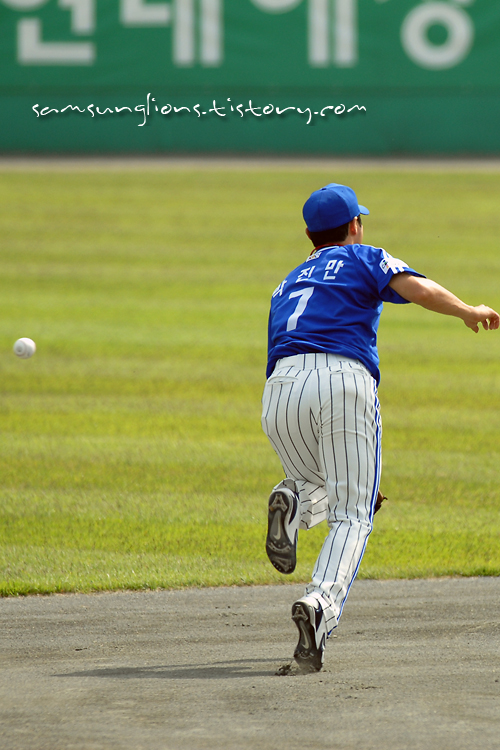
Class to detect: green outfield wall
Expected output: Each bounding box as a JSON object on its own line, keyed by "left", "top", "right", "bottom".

{"left": 1, "top": 0, "right": 500, "bottom": 154}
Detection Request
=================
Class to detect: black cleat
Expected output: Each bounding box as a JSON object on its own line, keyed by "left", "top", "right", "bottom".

{"left": 291, "top": 599, "right": 326, "bottom": 673}
{"left": 266, "top": 487, "right": 299, "bottom": 574}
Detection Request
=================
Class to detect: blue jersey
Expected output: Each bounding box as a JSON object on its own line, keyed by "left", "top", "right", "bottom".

{"left": 267, "top": 243, "right": 424, "bottom": 383}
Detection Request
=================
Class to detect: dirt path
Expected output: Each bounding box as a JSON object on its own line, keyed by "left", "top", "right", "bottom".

{"left": 1, "top": 578, "right": 499, "bottom": 750}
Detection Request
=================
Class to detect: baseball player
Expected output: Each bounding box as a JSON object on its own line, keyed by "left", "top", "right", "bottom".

{"left": 262, "top": 183, "right": 499, "bottom": 673}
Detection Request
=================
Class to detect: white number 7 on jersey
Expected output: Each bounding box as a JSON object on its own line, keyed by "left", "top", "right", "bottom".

{"left": 287, "top": 287, "right": 314, "bottom": 331}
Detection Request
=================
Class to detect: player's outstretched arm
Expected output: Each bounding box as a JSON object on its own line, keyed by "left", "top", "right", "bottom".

{"left": 388, "top": 273, "right": 500, "bottom": 333}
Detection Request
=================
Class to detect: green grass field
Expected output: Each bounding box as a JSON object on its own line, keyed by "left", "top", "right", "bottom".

{"left": 1, "top": 163, "right": 499, "bottom": 596}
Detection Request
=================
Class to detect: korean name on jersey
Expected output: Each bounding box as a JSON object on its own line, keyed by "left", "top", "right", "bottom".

{"left": 267, "top": 244, "right": 424, "bottom": 383}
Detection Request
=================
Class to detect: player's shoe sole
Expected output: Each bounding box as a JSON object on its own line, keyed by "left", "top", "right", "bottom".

{"left": 265, "top": 487, "right": 298, "bottom": 574}
{"left": 291, "top": 600, "right": 326, "bottom": 673}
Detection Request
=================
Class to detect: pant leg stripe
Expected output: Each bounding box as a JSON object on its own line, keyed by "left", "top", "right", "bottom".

{"left": 342, "top": 373, "right": 349, "bottom": 518}
{"left": 353, "top": 374, "right": 362, "bottom": 522}
{"left": 325, "top": 370, "right": 340, "bottom": 507}
{"left": 311, "top": 521, "right": 341, "bottom": 584}
{"left": 296, "top": 370, "right": 321, "bottom": 473}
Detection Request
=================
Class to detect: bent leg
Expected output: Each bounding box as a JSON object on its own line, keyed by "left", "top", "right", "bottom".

{"left": 261, "top": 367, "right": 329, "bottom": 529}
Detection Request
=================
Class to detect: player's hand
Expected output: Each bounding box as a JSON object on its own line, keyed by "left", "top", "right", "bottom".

{"left": 463, "top": 305, "right": 500, "bottom": 333}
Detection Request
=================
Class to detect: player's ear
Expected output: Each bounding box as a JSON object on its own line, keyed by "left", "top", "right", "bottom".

{"left": 305, "top": 228, "right": 311, "bottom": 239}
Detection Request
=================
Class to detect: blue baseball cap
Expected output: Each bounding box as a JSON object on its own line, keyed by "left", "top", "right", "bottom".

{"left": 303, "top": 183, "right": 369, "bottom": 232}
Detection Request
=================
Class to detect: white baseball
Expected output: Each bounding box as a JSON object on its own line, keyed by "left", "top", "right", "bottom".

{"left": 13, "top": 338, "right": 36, "bottom": 359}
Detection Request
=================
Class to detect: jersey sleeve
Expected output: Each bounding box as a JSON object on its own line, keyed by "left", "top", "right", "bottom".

{"left": 358, "top": 246, "right": 425, "bottom": 304}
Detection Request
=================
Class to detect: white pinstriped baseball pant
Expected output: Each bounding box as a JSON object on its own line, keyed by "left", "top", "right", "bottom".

{"left": 261, "top": 352, "right": 382, "bottom": 635}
